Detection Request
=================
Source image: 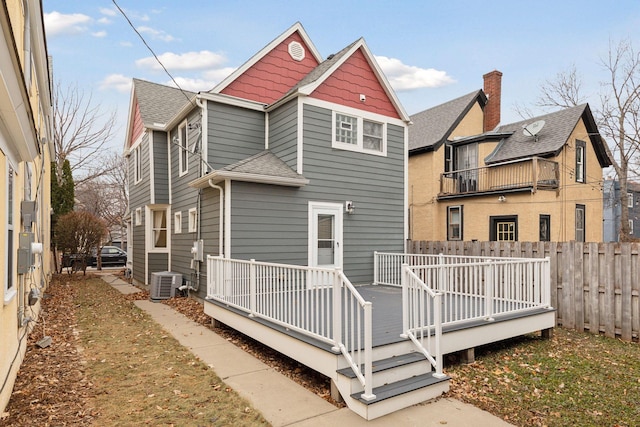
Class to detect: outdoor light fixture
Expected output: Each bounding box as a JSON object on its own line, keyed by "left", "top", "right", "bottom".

{"left": 498, "top": 195, "right": 506, "bottom": 203}
{"left": 345, "top": 201, "right": 355, "bottom": 214}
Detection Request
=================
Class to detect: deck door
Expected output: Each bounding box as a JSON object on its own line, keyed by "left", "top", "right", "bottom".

{"left": 308, "top": 202, "right": 343, "bottom": 270}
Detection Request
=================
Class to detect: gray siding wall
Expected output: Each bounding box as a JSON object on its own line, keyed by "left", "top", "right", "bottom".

{"left": 230, "top": 103, "right": 405, "bottom": 284}
{"left": 207, "top": 102, "right": 265, "bottom": 168}
{"left": 128, "top": 132, "right": 151, "bottom": 284}
{"left": 148, "top": 253, "right": 169, "bottom": 283}
{"left": 268, "top": 99, "right": 298, "bottom": 170}
{"left": 153, "top": 131, "right": 169, "bottom": 204}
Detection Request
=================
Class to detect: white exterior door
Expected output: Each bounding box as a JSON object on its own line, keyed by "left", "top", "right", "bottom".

{"left": 309, "top": 202, "right": 343, "bottom": 269}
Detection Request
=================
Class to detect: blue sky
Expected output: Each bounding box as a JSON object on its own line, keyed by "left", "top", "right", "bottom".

{"left": 43, "top": 1, "right": 640, "bottom": 153}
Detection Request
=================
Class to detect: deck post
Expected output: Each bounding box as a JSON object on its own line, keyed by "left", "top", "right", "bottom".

{"left": 543, "top": 257, "right": 551, "bottom": 308}
{"left": 332, "top": 268, "right": 342, "bottom": 352}
{"left": 485, "top": 262, "right": 495, "bottom": 321}
{"left": 361, "top": 301, "right": 375, "bottom": 401}
{"left": 433, "top": 293, "right": 446, "bottom": 378}
{"left": 249, "top": 259, "right": 256, "bottom": 317}
{"left": 400, "top": 264, "right": 409, "bottom": 338}
{"left": 373, "top": 251, "right": 379, "bottom": 285}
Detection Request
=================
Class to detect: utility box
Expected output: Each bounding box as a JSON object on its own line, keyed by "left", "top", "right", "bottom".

{"left": 21, "top": 200, "right": 37, "bottom": 227}
{"left": 17, "top": 232, "right": 34, "bottom": 274}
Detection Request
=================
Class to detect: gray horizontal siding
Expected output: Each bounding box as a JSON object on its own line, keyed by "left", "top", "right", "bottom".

{"left": 148, "top": 252, "right": 169, "bottom": 283}
{"left": 132, "top": 220, "right": 146, "bottom": 284}
{"left": 152, "top": 130, "right": 169, "bottom": 204}
{"left": 129, "top": 132, "right": 151, "bottom": 209}
{"left": 207, "top": 102, "right": 265, "bottom": 169}
{"left": 229, "top": 103, "right": 405, "bottom": 284}
{"left": 268, "top": 100, "right": 298, "bottom": 169}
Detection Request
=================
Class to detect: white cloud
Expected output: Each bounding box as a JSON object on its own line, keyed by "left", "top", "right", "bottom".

{"left": 99, "top": 7, "right": 117, "bottom": 17}
{"left": 203, "top": 67, "right": 237, "bottom": 83}
{"left": 44, "top": 11, "right": 92, "bottom": 36}
{"left": 97, "top": 17, "right": 111, "bottom": 25}
{"left": 92, "top": 31, "right": 107, "bottom": 38}
{"left": 137, "top": 25, "right": 173, "bottom": 41}
{"left": 375, "top": 56, "right": 455, "bottom": 91}
{"left": 168, "top": 77, "right": 218, "bottom": 92}
{"left": 100, "top": 74, "right": 132, "bottom": 93}
{"left": 136, "top": 50, "right": 227, "bottom": 72}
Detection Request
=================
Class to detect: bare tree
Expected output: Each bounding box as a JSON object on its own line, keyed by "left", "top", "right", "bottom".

{"left": 52, "top": 81, "right": 118, "bottom": 184}
{"left": 598, "top": 39, "right": 640, "bottom": 239}
{"left": 519, "top": 40, "right": 640, "bottom": 240}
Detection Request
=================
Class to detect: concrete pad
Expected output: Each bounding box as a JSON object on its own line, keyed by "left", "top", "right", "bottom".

{"left": 101, "top": 274, "right": 141, "bottom": 295}
{"left": 224, "top": 368, "right": 339, "bottom": 427}
{"left": 288, "top": 398, "right": 513, "bottom": 426}
{"left": 188, "top": 341, "right": 270, "bottom": 379}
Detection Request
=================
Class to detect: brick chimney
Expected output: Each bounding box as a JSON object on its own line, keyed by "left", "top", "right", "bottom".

{"left": 483, "top": 70, "right": 502, "bottom": 132}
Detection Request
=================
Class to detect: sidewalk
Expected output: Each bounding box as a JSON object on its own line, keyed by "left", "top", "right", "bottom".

{"left": 100, "top": 273, "right": 513, "bottom": 426}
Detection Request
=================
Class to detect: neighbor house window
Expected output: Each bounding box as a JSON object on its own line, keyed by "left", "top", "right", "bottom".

{"left": 151, "top": 209, "right": 168, "bottom": 249}
{"left": 629, "top": 220, "right": 634, "bottom": 235}
{"left": 575, "top": 140, "right": 586, "bottom": 183}
{"left": 5, "top": 164, "right": 15, "bottom": 302}
{"left": 135, "top": 207, "right": 142, "bottom": 226}
{"left": 178, "top": 121, "right": 188, "bottom": 176}
{"left": 447, "top": 206, "right": 463, "bottom": 241}
{"left": 332, "top": 111, "right": 386, "bottom": 155}
{"left": 575, "top": 204, "right": 585, "bottom": 242}
{"left": 490, "top": 215, "right": 518, "bottom": 242}
{"left": 188, "top": 208, "right": 197, "bottom": 233}
{"left": 174, "top": 211, "right": 182, "bottom": 234}
{"left": 539, "top": 215, "right": 551, "bottom": 242}
{"left": 628, "top": 192, "right": 634, "bottom": 208}
{"left": 444, "top": 144, "right": 453, "bottom": 173}
{"left": 133, "top": 145, "right": 141, "bottom": 183}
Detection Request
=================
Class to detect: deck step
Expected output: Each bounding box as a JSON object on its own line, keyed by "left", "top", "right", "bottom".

{"left": 337, "top": 352, "right": 426, "bottom": 378}
{"left": 351, "top": 372, "right": 449, "bottom": 405}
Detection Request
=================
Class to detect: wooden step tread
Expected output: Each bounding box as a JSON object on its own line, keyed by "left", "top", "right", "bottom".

{"left": 352, "top": 372, "right": 449, "bottom": 405}
{"left": 337, "top": 352, "right": 426, "bottom": 378}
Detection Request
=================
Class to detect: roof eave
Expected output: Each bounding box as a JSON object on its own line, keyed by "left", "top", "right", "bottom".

{"left": 189, "top": 171, "right": 309, "bottom": 189}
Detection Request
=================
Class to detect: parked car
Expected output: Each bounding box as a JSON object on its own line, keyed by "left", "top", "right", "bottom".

{"left": 62, "top": 246, "right": 127, "bottom": 269}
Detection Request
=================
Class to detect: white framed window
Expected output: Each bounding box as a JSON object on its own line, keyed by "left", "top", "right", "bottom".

{"left": 630, "top": 220, "right": 634, "bottom": 234}
{"left": 174, "top": 211, "right": 182, "bottom": 234}
{"left": 447, "top": 206, "right": 462, "bottom": 241}
{"left": 332, "top": 111, "right": 386, "bottom": 156}
{"left": 178, "top": 121, "right": 188, "bottom": 176}
{"left": 575, "top": 204, "right": 585, "bottom": 242}
{"left": 628, "top": 192, "right": 634, "bottom": 208}
{"left": 150, "top": 208, "right": 168, "bottom": 249}
{"left": 188, "top": 208, "right": 197, "bottom": 233}
{"left": 5, "top": 163, "right": 16, "bottom": 303}
{"left": 575, "top": 140, "right": 586, "bottom": 183}
{"left": 133, "top": 145, "right": 141, "bottom": 183}
{"left": 135, "top": 207, "right": 142, "bottom": 226}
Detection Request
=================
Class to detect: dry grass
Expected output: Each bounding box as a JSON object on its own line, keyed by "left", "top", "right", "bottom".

{"left": 75, "top": 277, "right": 269, "bottom": 426}
{"left": 446, "top": 328, "right": 640, "bottom": 426}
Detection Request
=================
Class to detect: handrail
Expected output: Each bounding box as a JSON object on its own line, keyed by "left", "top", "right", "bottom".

{"left": 401, "top": 264, "right": 445, "bottom": 378}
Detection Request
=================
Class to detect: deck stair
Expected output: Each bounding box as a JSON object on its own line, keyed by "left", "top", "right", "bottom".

{"left": 334, "top": 343, "right": 450, "bottom": 420}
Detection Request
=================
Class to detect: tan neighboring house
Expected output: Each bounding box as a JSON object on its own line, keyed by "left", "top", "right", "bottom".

{"left": 0, "top": 0, "right": 53, "bottom": 413}
{"left": 409, "top": 71, "right": 611, "bottom": 242}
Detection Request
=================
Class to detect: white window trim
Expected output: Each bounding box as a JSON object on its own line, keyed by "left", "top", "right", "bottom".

{"left": 628, "top": 192, "right": 634, "bottom": 208}
{"left": 331, "top": 110, "right": 387, "bottom": 157}
{"left": 4, "top": 161, "right": 15, "bottom": 304}
{"left": 630, "top": 219, "right": 634, "bottom": 234}
{"left": 174, "top": 211, "right": 182, "bottom": 234}
{"left": 178, "top": 120, "right": 189, "bottom": 177}
{"left": 146, "top": 206, "right": 170, "bottom": 253}
{"left": 135, "top": 207, "right": 142, "bottom": 226}
{"left": 188, "top": 207, "right": 197, "bottom": 233}
{"left": 307, "top": 201, "right": 343, "bottom": 269}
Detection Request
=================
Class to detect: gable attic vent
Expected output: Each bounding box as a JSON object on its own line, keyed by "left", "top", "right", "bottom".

{"left": 288, "top": 41, "right": 305, "bottom": 61}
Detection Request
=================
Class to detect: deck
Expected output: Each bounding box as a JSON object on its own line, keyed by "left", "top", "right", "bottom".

{"left": 203, "top": 253, "right": 556, "bottom": 420}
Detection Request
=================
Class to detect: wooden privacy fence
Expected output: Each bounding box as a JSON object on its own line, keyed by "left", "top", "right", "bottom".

{"left": 407, "top": 240, "right": 640, "bottom": 342}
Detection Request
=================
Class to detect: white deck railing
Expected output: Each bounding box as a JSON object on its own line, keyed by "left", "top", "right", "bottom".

{"left": 378, "top": 252, "right": 552, "bottom": 326}
{"left": 206, "top": 256, "right": 375, "bottom": 401}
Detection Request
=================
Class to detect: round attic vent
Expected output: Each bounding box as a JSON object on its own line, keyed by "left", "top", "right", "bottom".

{"left": 288, "top": 41, "right": 305, "bottom": 61}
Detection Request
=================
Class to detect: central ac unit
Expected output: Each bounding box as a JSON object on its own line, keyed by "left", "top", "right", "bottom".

{"left": 150, "top": 272, "right": 182, "bottom": 301}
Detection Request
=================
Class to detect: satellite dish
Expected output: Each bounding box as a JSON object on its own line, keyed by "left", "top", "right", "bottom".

{"left": 522, "top": 120, "right": 546, "bottom": 139}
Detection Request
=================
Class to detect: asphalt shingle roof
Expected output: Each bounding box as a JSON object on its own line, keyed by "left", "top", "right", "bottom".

{"left": 221, "top": 150, "right": 306, "bottom": 180}
{"left": 487, "top": 104, "right": 590, "bottom": 163}
{"left": 409, "top": 90, "right": 485, "bottom": 152}
{"left": 133, "top": 78, "right": 195, "bottom": 127}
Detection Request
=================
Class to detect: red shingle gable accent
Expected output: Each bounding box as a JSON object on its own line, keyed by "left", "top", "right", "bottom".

{"left": 310, "top": 48, "right": 400, "bottom": 119}
{"left": 220, "top": 32, "right": 319, "bottom": 104}
{"left": 129, "top": 96, "right": 143, "bottom": 147}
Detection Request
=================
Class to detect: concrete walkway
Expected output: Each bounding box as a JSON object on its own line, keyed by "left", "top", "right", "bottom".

{"left": 99, "top": 273, "right": 512, "bottom": 426}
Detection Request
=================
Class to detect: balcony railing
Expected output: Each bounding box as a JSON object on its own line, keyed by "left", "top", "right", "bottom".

{"left": 439, "top": 157, "right": 559, "bottom": 198}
